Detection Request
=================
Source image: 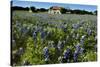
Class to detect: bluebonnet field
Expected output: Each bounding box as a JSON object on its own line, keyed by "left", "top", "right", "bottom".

{"left": 11, "top": 11, "right": 97, "bottom": 66}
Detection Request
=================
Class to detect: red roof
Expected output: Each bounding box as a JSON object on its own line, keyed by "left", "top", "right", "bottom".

{"left": 51, "top": 6, "right": 61, "bottom": 10}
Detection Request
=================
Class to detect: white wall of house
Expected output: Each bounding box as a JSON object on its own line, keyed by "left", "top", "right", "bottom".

{"left": 48, "top": 10, "right": 61, "bottom": 14}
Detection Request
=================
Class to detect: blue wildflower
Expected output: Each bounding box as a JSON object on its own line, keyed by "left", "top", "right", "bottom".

{"left": 73, "top": 43, "right": 84, "bottom": 62}
{"left": 87, "top": 28, "right": 92, "bottom": 35}
{"left": 21, "top": 27, "right": 28, "bottom": 35}
{"left": 72, "top": 24, "right": 79, "bottom": 29}
{"left": 80, "top": 35, "right": 86, "bottom": 45}
{"left": 63, "top": 48, "right": 70, "bottom": 59}
{"left": 40, "top": 31, "right": 46, "bottom": 39}
{"left": 32, "top": 31, "right": 37, "bottom": 40}
{"left": 43, "top": 47, "right": 49, "bottom": 61}
{"left": 73, "top": 51, "right": 78, "bottom": 62}
{"left": 79, "top": 48, "right": 84, "bottom": 54}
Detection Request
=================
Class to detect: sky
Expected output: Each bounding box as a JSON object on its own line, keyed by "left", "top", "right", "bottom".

{"left": 12, "top": 0, "right": 97, "bottom": 12}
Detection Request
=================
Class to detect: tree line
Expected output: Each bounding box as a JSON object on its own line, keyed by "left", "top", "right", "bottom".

{"left": 11, "top": 6, "right": 97, "bottom": 15}
{"left": 12, "top": 6, "right": 48, "bottom": 12}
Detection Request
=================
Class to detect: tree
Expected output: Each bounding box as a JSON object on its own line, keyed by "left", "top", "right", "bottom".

{"left": 60, "top": 7, "right": 66, "bottom": 14}
{"left": 39, "top": 8, "right": 48, "bottom": 12}
{"left": 12, "top": 6, "right": 29, "bottom": 11}
{"left": 94, "top": 10, "right": 97, "bottom": 15}
{"left": 30, "top": 6, "right": 36, "bottom": 12}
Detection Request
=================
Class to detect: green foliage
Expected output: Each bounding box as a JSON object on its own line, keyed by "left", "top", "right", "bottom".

{"left": 12, "top": 11, "right": 97, "bottom": 66}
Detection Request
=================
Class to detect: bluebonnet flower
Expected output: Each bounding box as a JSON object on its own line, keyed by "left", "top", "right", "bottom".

{"left": 43, "top": 47, "right": 49, "bottom": 61}
{"left": 40, "top": 31, "right": 46, "bottom": 39}
{"left": 80, "top": 35, "right": 86, "bottom": 45}
{"left": 79, "top": 48, "right": 84, "bottom": 54}
{"left": 80, "top": 40, "right": 84, "bottom": 45}
{"left": 16, "top": 21, "right": 21, "bottom": 27}
{"left": 75, "top": 43, "right": 81, "bottom": 51}
{"left": 32, "top": 31, "right": 37, "bottom": 40}
{"left": 72, "top": 24, "right": 79, "bottom": 29}
{"left": 73, "top": 43, "right": 84, "bottom": 62}
{"left": 16, "top": 23, "right": 22, "bottom": 32}
{"left": 61, "top": 25, "right": 67, "bottom": 32}
{"left": 76, "top": 43, "right": 84, "bottom": 54}
{"left": 73, "top": 43, "right": 80, "bottom": 62}
{"left": 61, "top": 48, "right": 71, "bottom": 63}
{"left": 63, "top": 48, "right": 71, "bottom": 59}
{"left": 87, "top": 28, "right": 92, "bottom": 35}
{"left": 21, "top": 26, "right": 28, "bottom": 35}
{"left": 73, "top": 51, "right": 79, "bottom": 62}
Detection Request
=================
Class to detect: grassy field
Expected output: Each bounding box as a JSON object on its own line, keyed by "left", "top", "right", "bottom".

{"left": 11, "top": 11, "right": 97, "bottom": 66}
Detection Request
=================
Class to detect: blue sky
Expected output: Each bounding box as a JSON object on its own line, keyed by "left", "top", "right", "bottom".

{"left": 12, "top": 0, "right": 97, "bottom": 12}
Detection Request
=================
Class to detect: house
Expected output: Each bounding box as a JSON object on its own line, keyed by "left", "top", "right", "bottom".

{"left": 48, "top": 6, "right": 61, "bottom": 14}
